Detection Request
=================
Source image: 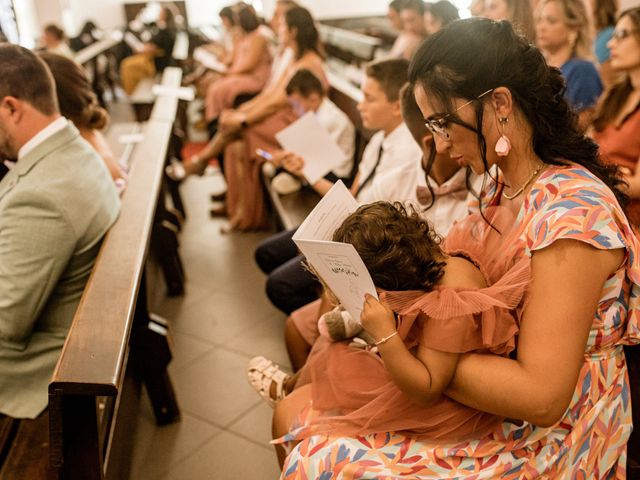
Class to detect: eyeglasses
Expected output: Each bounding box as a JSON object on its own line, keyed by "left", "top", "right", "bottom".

{"left": 611, "top": 28, "right": 638, "bottom": 41}
{"left": 424, "top": 89, "right": 494, "bottom": 141}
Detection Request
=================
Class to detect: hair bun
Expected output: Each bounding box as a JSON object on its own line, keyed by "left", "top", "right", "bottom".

{"left": 85, "top": 105, "right": 109, "bottom": 130}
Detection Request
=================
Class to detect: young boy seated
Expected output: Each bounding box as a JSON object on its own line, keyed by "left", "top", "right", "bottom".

{"left": 255, "top": 58, "right": 423, "bottom": 316}
{"left": 267, "top": 68, "right": 356, "bottom": 194}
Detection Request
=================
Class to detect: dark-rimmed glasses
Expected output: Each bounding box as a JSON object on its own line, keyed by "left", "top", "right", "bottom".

{"left": 424, "top": 88, "right": 494, "bottom": 141}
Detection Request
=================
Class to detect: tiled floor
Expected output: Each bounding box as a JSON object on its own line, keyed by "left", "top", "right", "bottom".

{"left": 118, "top": 120, "right": 287, "bottom": 477}
{"left": 129, "top": 172, "right": 286, "bottom": 480}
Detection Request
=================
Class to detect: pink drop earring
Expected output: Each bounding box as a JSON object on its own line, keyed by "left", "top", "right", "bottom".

{"left": 495, "top": 117, "right": 511, "bottom": 157}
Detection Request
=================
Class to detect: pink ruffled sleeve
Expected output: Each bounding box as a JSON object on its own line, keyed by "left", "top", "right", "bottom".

{"left": 381, "top": 257, "right": 529, "bottom": 355}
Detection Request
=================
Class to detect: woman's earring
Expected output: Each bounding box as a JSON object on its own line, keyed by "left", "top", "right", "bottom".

{"left": 495, "top": 117, "right": 511, "bottom": 157}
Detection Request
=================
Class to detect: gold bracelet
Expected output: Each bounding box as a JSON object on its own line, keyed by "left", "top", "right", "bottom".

{"left": 374, "top": 331, "right": 398, "bottom": 346}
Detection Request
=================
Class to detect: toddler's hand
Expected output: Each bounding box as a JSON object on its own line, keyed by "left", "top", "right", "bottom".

{"left": 361, "top": 294, "right": 396, "bottom": 342}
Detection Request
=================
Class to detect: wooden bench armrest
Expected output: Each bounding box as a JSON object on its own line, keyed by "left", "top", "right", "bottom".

{"left": 49, "top": 118, "right": 172, "bottom": 398}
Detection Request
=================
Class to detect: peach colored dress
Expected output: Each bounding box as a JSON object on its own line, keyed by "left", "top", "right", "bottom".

{"left": 278, "top": 207, "right": 528, "bottom": 443}
{"left": 204, "top": 30, "right": 272, "bottom": 122}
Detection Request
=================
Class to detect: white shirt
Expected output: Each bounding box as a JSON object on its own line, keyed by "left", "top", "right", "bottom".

{"left": 413, "top": 166, "right": 484, "bottom": 236}
{"left": 315, "top": 98, "right": 356, "bottom": 179}
{"left": 18, "top": 117, "right": 68, "bottom": 161}
{"left": 355, "top": 123, "right": 422, "bottom": 205}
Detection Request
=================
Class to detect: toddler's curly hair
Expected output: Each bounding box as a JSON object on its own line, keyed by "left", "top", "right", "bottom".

{"left": 332, "top": 202, "right": 446, "bottom": 291}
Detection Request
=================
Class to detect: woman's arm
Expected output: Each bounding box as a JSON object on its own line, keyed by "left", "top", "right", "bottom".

{"left": 362, "top": 295, "right": 459, "bottom": 406}
{"left": 446, "top": 239, "right": 623, "bottom": 427}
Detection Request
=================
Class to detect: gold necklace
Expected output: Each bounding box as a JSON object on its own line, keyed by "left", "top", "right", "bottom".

{"left": 502, "top": 164, "right": 544, "bottom": 200}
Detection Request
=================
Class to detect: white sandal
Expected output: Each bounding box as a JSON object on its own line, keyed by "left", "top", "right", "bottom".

{"left": 247, "top": 356, "right": 290, "bottom": 408}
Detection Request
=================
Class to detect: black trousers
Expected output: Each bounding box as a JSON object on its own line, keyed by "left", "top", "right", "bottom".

{"left": 254, "top": 228, "right": 320, "bottom": 314}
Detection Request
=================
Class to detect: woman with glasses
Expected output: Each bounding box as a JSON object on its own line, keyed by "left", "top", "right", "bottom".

{"left": 535, "top": 0, "right": 603, "bottom": 129}
{"left": 276, "top": 18, "right": 640, "bottom": 479}
{"left": 592, "top": 8, "right": 640, "bottom": 226}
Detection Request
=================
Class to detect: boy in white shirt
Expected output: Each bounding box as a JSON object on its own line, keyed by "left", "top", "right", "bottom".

{"left": 268, "top": 68, "right": 356, "bottom": 194}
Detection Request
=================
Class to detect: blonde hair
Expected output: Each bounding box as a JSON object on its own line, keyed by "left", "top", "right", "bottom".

{"left": 539, "top": 0, "right": 594, "bottom": 59}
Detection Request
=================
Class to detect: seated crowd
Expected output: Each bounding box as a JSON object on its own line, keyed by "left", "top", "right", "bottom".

{"left": 1, "top": 0, "right": 640, "bottom": 478}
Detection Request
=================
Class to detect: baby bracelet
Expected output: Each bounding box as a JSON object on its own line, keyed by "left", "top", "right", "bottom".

{"left": 374, "top": 331, "right": 398, "bottom": 346}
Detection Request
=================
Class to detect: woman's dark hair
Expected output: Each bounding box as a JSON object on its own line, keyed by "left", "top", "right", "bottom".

{"left": 593, "top": 0, "right": 618, "bottom": 31}
{"left": 333, "top": 202, "right": 446, "bottom": 292}
{"left": 219, "top": 6, "right": 236, "bottom": 26}
{"left": 408, "top": 18, "right": 627, "bottom": 210}
{"left": 401, "top": 0, "right": 426, "bottom": 15}
{"left": 237, "top": 5, "right": 260, "bottom": 33}
{"left": 39, "top": 52, "right": 109, "bottom": 130}
{"left": 429, "top": 1, "right": 460, "bottom": 27}
{"left": 285, "top": 6, "right": 322, "bottom": 59}
{"left": 592, "top": 8, "right": 640, "bottom": 131}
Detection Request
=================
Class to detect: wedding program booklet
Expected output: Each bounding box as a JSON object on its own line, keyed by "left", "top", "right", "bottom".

{"left": 292, "top": 181, "right": 378, "bottom": 322}
{"left": 275, "top": 112, "right": 345, "bottom": 185}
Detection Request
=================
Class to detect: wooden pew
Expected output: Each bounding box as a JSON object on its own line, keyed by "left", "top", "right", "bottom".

{"left": 0, "top": 81, "right": 184, "bottom": 480}
{"left": 264, "top": 69, "right": 373, "bottom": 231}
{"left": 319, "top": 24, "right": 382, "bottom": 66}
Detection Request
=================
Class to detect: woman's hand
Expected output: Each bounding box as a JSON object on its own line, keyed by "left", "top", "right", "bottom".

{"left": 219, "top": 110, "right": 245, "bottom": 134}
{"left": 361, "top": 294, "right": 396, "bottom": 342}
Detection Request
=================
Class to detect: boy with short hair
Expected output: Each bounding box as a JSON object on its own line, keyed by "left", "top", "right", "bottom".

{"left": 268, "top": 68, "right": 356, "bottom": 194}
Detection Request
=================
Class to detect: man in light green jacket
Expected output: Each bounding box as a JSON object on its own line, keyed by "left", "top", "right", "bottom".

{"left": 0, "top": 44, "right": 120, "bottom": 419}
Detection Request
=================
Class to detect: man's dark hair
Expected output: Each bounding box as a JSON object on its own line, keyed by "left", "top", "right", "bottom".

{"left": 365, "top": 58, "right": 410, "bottom": 102}
{"left": 285, "top": 69, "right": 325, "bottom": 97}
{"left": 401, "top": 0, "right": 426, "bottom": 15}
{"left": 0, "top": 44, "right": 58, "bottom": 115}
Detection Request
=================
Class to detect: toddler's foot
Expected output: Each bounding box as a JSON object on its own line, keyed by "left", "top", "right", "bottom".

{"left": 247, "top": 356, "right": 291, "bottom": 407}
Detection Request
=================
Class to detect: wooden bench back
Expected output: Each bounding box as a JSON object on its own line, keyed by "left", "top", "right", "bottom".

{"left": 47, "top": 68, "right": 183, "bottom": 479}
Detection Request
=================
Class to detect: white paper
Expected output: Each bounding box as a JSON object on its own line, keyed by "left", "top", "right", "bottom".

{"left": 193, "top": 47, "right": 228, "bottom": 73}
{"left": 124, "top": 31, "right": 144, "bottom": 52}
{"left": 292, "top": 180, "right": 357, "bottom": 242}
{"left": 151, "top": 84, "right": 195, "bottom": 102}
{"left": 275, "top": 112, "right": 346, "bottom": 185}
{"left": 292, "top": 181, "right": 377, "bottom": 322}
{"left": 118, "top": 133, "right": 145, "bottom": 144}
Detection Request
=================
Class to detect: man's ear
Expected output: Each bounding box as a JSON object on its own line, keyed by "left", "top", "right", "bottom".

{"left": 390, "top": 99, "right": 402, "bottom": 119}
{"left": 0, "top": 97, "right": 22, "bottom": 123}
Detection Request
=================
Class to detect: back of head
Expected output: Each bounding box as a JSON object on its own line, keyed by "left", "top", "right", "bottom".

{"left": 429, "top": 1, "right": 460, "bottom": 27}
{"left": 0, "top": 44, "right": 58, "bottom": 115}
{"left": 39, "top": 52, "right": 108, "bottom": 131}
{"left": 408, "top": 18, "right": 625, "bottom": 206}
{"left": 237, "top": 5, "right": 261, "bottom": 33}
{"left": 537, "top": 0, "right": 593, "bottom": 59}
{"left": 366, "top": 57, "right": 410, "bottom": 102}
{"left": 285, "top": 6, "right": 321, "bottom": 58}
{"left": 333, "top": 202, "right": 445, "bottom": 291}
{"left": 286, "top": 68, "right": 324, "bottom": 97}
